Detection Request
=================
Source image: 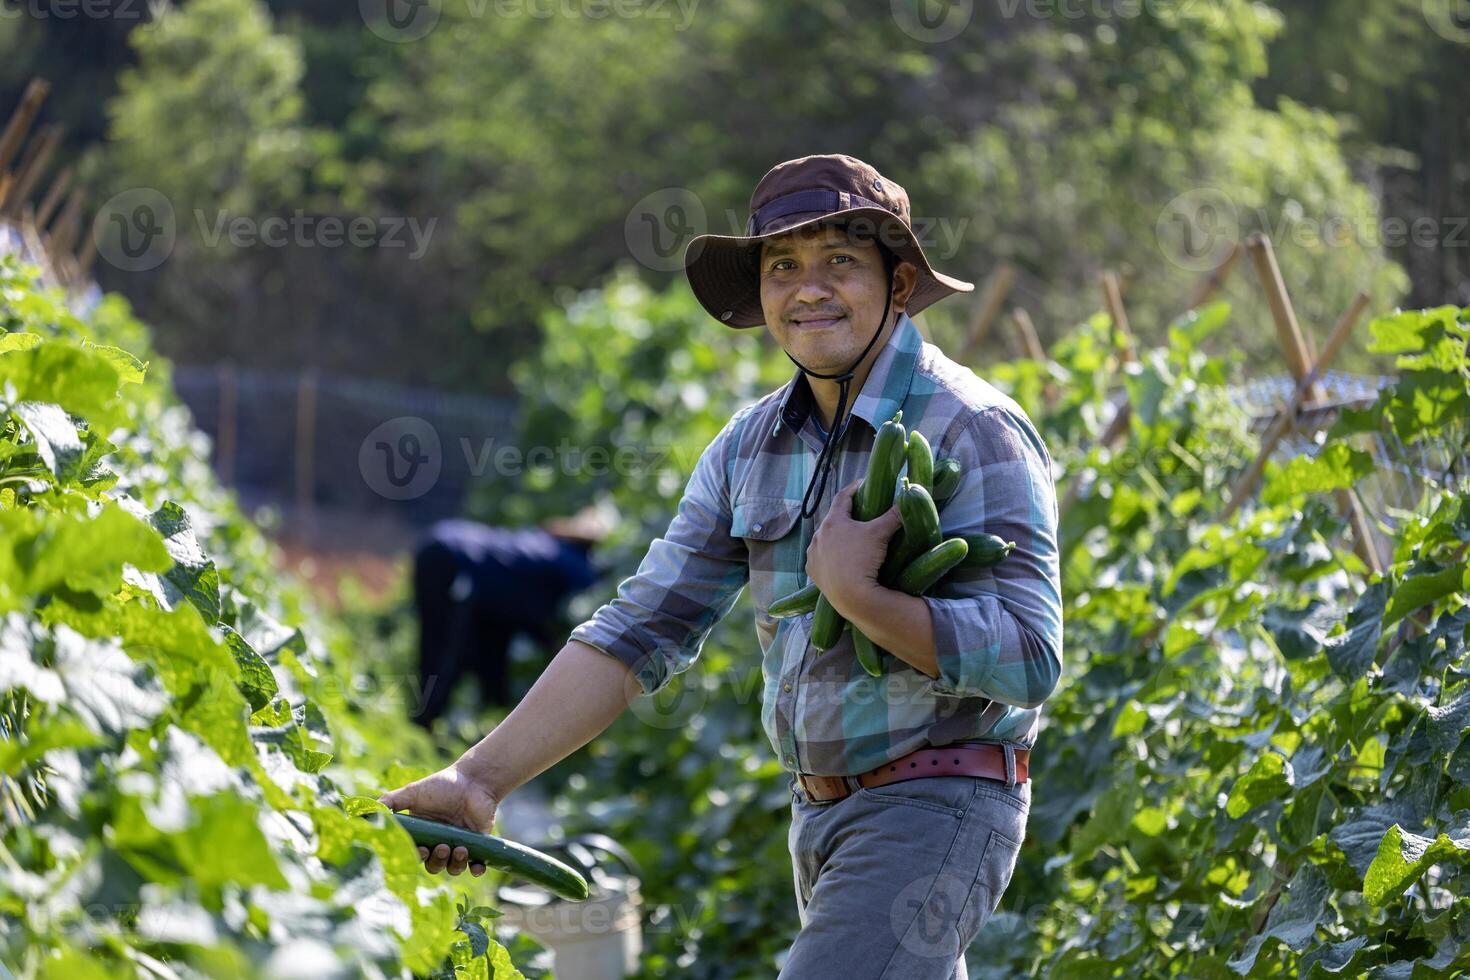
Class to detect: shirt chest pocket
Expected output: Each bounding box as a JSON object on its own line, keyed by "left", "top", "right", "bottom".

{"left": 730, "top": 495, "right": 807, "bottom": 617}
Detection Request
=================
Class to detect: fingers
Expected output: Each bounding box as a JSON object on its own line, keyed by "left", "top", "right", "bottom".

{"left": 377, "top": 791, "right": 398, "bottom": 810}
{"left": 447, "top": 846, "right": 471, "bottom": 875}
{"left": 424, "top": 843, "right": 452, "bottom": 874}
{"left": 471, "top": 862, "right": 486, "bottom": 877}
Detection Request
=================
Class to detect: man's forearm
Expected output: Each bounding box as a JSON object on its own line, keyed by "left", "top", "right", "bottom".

{"left": 835, "top": 585, "right": 941, "bottom": 680}
{"left": 454, "top": 639, "right": 640, "bottom": 798}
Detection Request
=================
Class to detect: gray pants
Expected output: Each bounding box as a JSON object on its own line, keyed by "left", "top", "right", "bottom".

{"left": 780, "top": 755, "right": 1030, "bottom": 979}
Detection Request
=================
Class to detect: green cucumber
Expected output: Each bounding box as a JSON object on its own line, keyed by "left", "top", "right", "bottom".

{"left": 391, "top": 812, "right": 589, "bottom": 901}
{"left": 851, "top": 626, "right": 884, "bottom": 676}
{"left": 854, "top": 409, "right": 907, "bottom": 521}
{"left": 893, "top": 537, "right": 970, "bottom": 595}
{"left": 932, "top": 458, "right": 962, "bottom": 503}
{"left": 957, "top": 533, "right": 1016, "bottom": 568}
{"left": 811, "top": 409, "right": 908, "bottom": 650}
{"left": 769, "top": 582, "right": 819, "bottom": 619}
{"left": 897, "top": 478, "right": 941, "bottom": 553}
{"left": 878, "top": 478, "right": 940, "bottom": 586}
{"left": 905, "top": 430, "right": 934, "bottom": 493}
{"left": 809, "top": 597, "right": 845, "bottom": 650}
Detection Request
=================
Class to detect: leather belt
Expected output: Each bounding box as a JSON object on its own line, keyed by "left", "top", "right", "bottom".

{"left": 795, "top": 742, "right": 1029, "bottom": 803}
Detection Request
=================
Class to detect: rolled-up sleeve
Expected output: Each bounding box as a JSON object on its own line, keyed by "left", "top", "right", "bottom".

{"left": 922, "top": 405, "right": 1063, "bottom": 707}
{"left": 568, "top": 411, "right": 751, "bottom": 696}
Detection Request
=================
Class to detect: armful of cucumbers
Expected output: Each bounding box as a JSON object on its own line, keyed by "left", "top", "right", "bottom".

{"left": 770, "top": 415, "right": 1016, "bottom": 675}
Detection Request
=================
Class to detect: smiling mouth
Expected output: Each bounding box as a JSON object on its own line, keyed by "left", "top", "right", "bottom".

{"left": 790, "top": 315, "right": 846, "bottom": 330}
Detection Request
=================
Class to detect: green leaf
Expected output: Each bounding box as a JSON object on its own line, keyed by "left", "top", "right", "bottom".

{"left": 1366, "top": 307, "right": 1459, "bottom": 355}
{"left": 1364, "top": 824, "right": 1470, "bottom": 905}
{"left": 11, "top": 401, "right": 85, "bottom": 480}
{"left": 218, "top": 624, "right": 278, "bottom": 712}
{"left": 1261, "top": 444, "right": 1375, "bottom": 507}
{"left": 1384, "top": 562, "right": 1469, "bottom": 629}
{"left": 1323, "top": 581, "right": 1386, "bottom": 682}
{"left": 0, "top": 331, "right": 42, "bottom": 353}
{"left": 1226, "top": 751, "right": 1294, "bottom": 819}
{"left": 0, "top": 341, "right": 125, "bottom": 430}
{"left": 1225, "top": 864, "right": 1330, "bottom": 974}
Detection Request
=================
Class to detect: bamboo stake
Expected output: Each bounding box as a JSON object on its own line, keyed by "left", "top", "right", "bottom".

{"left": 1221, "top": 292, "right": 1371, "bottom": 521}
{"left": 1100, "top": 271, "right": 1139, "bottom": 365}
{"left": 1011, "top": 307, "right": 1047, "bottom": 362}
{"left": 74, "top": 229, "right": 98, "bottom": 279}
{"left": 295, "top": 368, "right": 319, "bottom": 541}
{"left": 1246, "top": 234, "right": 1382, "bottom": 575}
{"left": 45, "top": 186, "right": 86, "bottom": 261}
{"left": 34, "top": 163, "right": 72, "bottom": 229}
{"left": 218, "top": 364, "right": 238, "bottom": 485}
{"left": 957, "top": 263, "right": 1017, "bottom": 364}
{"left": 1, "top": 123, "right": 61, "bottom": 217}
{"left": 1184, "top": 241, "right": 1240, "bottom": 313}
{"left": 0, "top": 79, "right": 49, "bottom": 177}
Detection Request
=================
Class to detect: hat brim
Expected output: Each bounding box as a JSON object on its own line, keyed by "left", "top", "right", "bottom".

{"left": 683, "top": 206, "right": 975, "bottom": 329}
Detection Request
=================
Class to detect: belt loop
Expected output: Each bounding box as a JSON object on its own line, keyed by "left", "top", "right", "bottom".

{"left": 844, "top": 774, "right": 862, "bottom": 795}
{"left": 1002, "top": 743, "right": 1017, "bottom": 789}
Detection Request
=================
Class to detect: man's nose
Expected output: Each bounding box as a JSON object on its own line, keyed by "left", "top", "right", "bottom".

{"left": 791, "top": 266, "right": 835, "bottom": 306}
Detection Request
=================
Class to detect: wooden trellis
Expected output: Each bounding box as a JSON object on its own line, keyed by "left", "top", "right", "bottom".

{"left": 961, "top": 233, "right": 1394, "bottom": 582}
{"left": 0, "top": 77, "right": 96, "bottom": 296}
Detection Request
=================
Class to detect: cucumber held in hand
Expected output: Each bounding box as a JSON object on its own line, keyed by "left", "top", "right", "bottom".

{"left": 810, "top": 409, "right": 906, "bottom": 650}
{"left": 769, "top": 581, "right": 820, "bottom": 619}
{"left": 392, "top": 812, "right": 589, "bottom": 901}
{"left": 851, "top": 626, "right": 884, "bottom": 677}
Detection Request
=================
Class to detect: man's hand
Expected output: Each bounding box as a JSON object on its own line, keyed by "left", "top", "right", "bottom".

{"left": 378, "top": 764, "right": 502, "bottom": 876}
{"left": 805, "top": 478, "right": 902, "bottom": 616}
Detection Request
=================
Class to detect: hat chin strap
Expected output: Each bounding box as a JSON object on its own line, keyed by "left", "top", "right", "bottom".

{"left": 783, "top": 279, "right": 895, "bottom": 522}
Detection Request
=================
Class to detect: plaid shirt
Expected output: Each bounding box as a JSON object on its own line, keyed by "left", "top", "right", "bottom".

{"left": 570, "top": 312, "right": 1063, "bottom": 776}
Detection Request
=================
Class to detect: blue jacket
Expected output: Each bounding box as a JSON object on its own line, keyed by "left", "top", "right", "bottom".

{"left": 417, "top": 519, "right": 608, "bottom": 627}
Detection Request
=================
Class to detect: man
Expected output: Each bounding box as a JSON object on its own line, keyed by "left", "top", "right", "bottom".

{"left": 380, "top": 154, "right": 1063, "bottom": 978}
{"left": 409, "top": 504, "right": 611, "bottom": 725}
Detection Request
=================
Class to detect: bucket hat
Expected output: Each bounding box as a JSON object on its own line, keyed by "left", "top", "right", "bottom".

{"left": 684, "top": 153, "right": 974, "bottom": 329}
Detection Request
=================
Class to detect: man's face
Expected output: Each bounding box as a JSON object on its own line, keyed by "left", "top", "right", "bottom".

{"left": 758, "top": 224, "right": 918, "bottom": 373}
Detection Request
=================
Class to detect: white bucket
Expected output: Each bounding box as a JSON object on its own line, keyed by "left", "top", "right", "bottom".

{"left": 497, "top": 878, "right": 643, "bottom": 979}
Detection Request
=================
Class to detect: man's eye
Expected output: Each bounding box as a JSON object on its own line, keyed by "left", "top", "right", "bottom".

{"left": 830, "top": 254, "right": 852, "bottom": 264}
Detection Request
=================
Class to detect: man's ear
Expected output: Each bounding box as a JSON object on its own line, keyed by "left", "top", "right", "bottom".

{"left": 893, "top": 260, "right": 919, "bottom": 310}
